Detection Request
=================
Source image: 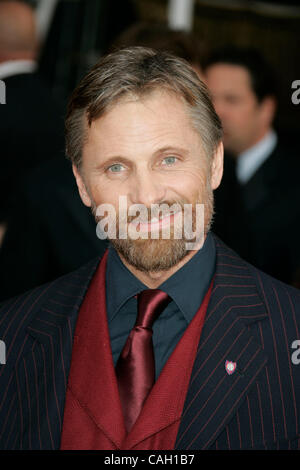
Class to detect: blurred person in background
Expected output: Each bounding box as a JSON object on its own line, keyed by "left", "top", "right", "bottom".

{"left": 0, "top": 0, "right": 108, "bottom": 302}
{"left": 205, "top": 46, "right": 300, "bottom": 285}
{"left": 0, "top": 0, "right": 64, "bottom": 236}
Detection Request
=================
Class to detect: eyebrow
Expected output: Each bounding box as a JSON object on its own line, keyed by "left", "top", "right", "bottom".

{"left": 153, "top": 146, "right": 189, "bottom": 157}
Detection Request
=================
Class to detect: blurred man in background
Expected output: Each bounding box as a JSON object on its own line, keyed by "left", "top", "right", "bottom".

{"left": 205, "top": 46, "right": 300, "bottom": 285}
{"left": 0, "top": 1, "right": 64, "bottom": 233}
{"left": 0, "top": 0, "right": 99, "bottom": 302}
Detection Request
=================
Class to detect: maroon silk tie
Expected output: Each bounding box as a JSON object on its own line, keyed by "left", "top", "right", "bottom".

{"left": 115, "top": 289, "right": 171, "bottom": 433}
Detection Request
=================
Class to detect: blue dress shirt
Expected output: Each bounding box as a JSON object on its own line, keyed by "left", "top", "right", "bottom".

{"left": 105, "top": 232, "right": 216, "bottom": 380}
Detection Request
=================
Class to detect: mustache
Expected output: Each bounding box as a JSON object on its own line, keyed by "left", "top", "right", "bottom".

{"left": 93, "top": 199, "right": 190, "bottom": 223}
{"left": 126, "top": 200, "right": 185, "bottom": 224}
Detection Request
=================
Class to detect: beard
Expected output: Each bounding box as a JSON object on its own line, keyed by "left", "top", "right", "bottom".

{"left": 91, "top": 182, "right": 214, "bottom": 273}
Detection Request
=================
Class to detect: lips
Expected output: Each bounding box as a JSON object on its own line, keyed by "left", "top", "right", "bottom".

{"left": 129, "top": 211, "right": 182, "bottom": 233}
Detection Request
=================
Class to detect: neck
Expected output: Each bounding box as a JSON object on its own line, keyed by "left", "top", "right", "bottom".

{"left": 117, "top": 238, "right": 206, "bottom": 288}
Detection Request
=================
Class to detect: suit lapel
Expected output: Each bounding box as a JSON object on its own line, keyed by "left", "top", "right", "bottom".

{"left": 15, "top": 257, "right": 100, "bottom": 449}
{"left": 175, "top": 235, "right": 269, "bottom": 450}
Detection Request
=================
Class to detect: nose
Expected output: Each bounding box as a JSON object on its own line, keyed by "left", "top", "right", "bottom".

{"left": 129, "top": 168, "right": 166, "bottom": 207}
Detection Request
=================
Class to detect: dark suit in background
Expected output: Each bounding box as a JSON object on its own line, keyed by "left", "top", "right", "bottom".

{"left": 213, "top": 152, "right": 250, "bottom": 258}
{"left": 0, "top": 158, "right": 108, "bottom": 302}
{"left": 234, "top": 143, "right": 300, "bottom": 286}
{"left": 0, "top": 72, "right": 64, "bottom": 223}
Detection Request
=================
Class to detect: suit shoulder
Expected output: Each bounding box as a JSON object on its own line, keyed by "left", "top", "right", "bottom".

{"left": 0, "top": 257, "right": 101, "bottom": 332}
{"left": 214, "top": 234, "right": 300, "bottom": 318}
{"left": 250, "top": 263, "right": 299, "bottom": 297}
{"left": 247, "top": 263, "right": 300, "bottom": 321}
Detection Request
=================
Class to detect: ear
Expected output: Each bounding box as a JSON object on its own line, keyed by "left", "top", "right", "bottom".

{"left": 210, "top": 141, "right": 224, "bottom": 190}
{"left": 72, "top": 164, "right": 92, "bottom": 207}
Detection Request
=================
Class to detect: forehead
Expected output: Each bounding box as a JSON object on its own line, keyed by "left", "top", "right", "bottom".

{"left": 84, "top": 89, "right": 202, "bottom": 156}
{"left": 206, "top": 63, "right": 253, "bottom": 94}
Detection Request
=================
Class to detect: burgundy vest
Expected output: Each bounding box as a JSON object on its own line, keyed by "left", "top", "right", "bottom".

{"left": 60, "top": 251, "right": 212, "bottom": 450}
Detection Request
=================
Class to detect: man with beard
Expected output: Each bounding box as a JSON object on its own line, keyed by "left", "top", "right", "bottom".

{"left": 0, "top": 47, "right": 299, "bottom": 451}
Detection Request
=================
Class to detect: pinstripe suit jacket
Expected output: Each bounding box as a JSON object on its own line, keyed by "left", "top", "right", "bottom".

{"left": 0, "top": 235, "right": 299, "bottom": 450}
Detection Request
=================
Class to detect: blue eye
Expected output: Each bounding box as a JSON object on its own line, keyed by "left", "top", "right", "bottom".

{"left": 162, "top": 156, "right": 177, "bottom": 166}
{"left": 108, "top": 163, "right": 124, "bottom": 173}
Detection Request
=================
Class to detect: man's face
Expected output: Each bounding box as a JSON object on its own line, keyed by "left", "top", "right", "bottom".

{"left": 205, "top": 63, "right": 270, "bottom": 156}
{"left": 74, "top": 89, "right": 223, "bottom": 272}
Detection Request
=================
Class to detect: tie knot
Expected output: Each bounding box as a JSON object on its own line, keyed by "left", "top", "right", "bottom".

{"left": 135, "top": 289, "right": 171, "bottom": 328}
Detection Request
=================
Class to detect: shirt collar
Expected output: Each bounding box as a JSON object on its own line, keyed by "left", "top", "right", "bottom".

{"left": 158, "top": 232, "right": 216, "bottom": 322}
{"left": 0, "top": 60, "right": 37, "bottom": 80}
{"left": 106, "top": 232, "right": 216, "bottom": 324}
{"left": 236, "top": 129, "right": 277, "bottom": 184}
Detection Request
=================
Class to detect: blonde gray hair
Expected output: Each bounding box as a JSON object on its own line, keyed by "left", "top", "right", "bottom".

{"left": 65, "top": 46, "right": 222, "bottom": 168}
